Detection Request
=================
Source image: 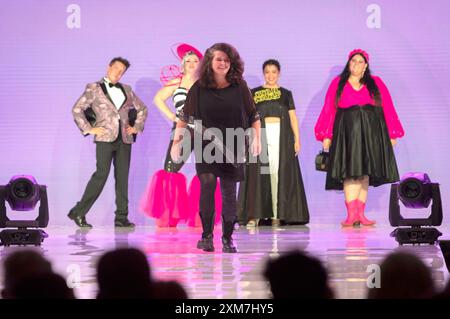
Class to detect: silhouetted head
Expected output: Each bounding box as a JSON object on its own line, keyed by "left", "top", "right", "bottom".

{"left": 264, "top": 250, "right": 333, "bottom": 299}
{"left": 2, "top": 249, "right": 53, "bottom": 299}
{"left": 96, "top": 248, "right": 153, "bottom": 299}
{"left": 367, "top": 251, "right": 435, "bottom": 299}
{"left": 12, "top": 272, "right": 75, "bottom": 299}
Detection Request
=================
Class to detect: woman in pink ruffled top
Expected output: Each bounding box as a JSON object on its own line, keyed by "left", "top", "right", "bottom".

{"left": 315, "top": 49, "right": 404, "bottom": 227}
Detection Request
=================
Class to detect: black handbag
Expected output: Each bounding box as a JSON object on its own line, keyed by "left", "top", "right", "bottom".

{"left": 315, "top": 150, "right": 330, "bottom": 172}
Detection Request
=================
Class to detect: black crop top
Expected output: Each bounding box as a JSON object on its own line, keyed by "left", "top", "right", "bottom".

{"left": 251, "top": 86, "right": 295, "bottom": 118}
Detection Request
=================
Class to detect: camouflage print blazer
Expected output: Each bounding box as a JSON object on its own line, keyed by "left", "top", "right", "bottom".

{"left": 72, "top": 79, "right": 148, "bottom": 144}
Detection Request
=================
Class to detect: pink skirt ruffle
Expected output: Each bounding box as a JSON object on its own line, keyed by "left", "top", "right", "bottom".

{"left": 140, "top": 170, "right": 189, "bottom": 227}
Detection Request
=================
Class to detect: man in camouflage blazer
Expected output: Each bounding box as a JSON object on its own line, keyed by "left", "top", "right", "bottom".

{"left": 69, "top": 57, "right": 148, "bottom": 228}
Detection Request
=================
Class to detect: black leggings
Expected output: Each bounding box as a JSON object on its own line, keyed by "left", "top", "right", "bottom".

{"left": 198, "top": 173, "right": 237, "bottom": 223}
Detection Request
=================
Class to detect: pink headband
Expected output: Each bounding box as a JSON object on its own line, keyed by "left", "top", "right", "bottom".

{"left": 348, "top": 49, "right": 369, "bottom": 63}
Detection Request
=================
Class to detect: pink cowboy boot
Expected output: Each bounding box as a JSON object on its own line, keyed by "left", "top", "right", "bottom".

{"left": 341, "top": 200, "right": 360, "bottom": 227}
{"left": 356, "top": 200, "right": 376, "bottom": 226}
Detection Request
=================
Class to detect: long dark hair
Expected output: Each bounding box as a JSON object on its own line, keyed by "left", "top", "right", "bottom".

{"left": 198, "top": 43, "right": 244, "bottom": 88}
{"left": 335, "top": 53, "right": 381, "bottom": 107}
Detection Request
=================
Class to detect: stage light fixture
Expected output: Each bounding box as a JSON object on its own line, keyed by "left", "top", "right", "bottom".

{"left": 389, "top": 172, "right": 442, "bottom": 245}
{"left": 0, "top": 175, "right": 49, "bottom": 246}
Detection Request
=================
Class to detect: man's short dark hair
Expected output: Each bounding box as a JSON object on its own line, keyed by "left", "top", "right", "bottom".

{"left": 110, "top": 57, "right": 130, "bottom": 70}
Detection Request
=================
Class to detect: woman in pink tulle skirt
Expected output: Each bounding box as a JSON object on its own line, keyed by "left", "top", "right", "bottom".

{"left": 140, "top": 43, "right": 222, "bottom": 227}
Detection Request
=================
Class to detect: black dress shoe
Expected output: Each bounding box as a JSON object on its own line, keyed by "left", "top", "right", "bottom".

{"left": 68, "top": 213, "right": 93, "bottom": 228}
{"left": 114, "top": 219, "right": 135, "bottom": 228}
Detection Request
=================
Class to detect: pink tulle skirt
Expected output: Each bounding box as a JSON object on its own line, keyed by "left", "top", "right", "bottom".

{"left": 140, "top": 170, "right": 189, "bottom": 227}
{"left": 186, "top": 175, "right": 222, "bottom": 227}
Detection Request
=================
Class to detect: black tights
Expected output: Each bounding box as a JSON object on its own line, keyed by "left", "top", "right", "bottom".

{"left": 198, "top": 173, "right": 237, "bottom": 225}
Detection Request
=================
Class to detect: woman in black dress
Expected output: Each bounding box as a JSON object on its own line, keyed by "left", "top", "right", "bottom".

{"left": 238, "top": 59, "right": 309, "bottom": 227}
{"left": 171, "top": 43, "right": 261, "bottom": 253}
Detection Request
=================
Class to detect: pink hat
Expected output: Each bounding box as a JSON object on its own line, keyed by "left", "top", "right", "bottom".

{"left": 171, "top": 43, "right": 203, "bottom": 60}
{"left": 348, "top": 49, "right": 369, "bottom": 63}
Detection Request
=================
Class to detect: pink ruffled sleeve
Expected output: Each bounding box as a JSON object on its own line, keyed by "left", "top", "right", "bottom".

{"left": 314, "top": 77, "right": 339, "bottom": 141}
{"left": 374, "top": 76, "right": 405, "bottom": 139}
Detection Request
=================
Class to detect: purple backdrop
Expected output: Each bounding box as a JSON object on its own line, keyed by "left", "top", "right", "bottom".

{"left": 0, "top": 0, "right": 449, "bottom": 226}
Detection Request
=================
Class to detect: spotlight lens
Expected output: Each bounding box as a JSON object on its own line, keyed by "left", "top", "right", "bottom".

{"left": 402, "top": 180, "right": 421, "bottom": 199}
{"left": 13, "top": 181, "right": 33, "bottom": 199}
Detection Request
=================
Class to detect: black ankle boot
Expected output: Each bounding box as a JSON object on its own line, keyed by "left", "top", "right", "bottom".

{"left": 198, "top": 211, "right": 215, "bottom": 252}
{"left": 222, "top": 237, "right": 237, "bottom": 253}
{"left": 222, "top": 220, "right": 237, "bottom": 253}
{"left": 197, "top": 234, "right": 214, "bottom": 252}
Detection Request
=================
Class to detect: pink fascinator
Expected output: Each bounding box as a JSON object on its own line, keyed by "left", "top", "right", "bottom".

{"left": 171, "top": 43, "right": 203, "bottom": 60}
{"left": 160, "top": 43, "right": 203, "bottom": 86}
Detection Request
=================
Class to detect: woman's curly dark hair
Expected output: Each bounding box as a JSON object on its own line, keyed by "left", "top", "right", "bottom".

{"left": 335, "top": 53, "right": 381, "bottom": 107}
{"left": 198, "top": 43, "right": 244, "bottom": 88}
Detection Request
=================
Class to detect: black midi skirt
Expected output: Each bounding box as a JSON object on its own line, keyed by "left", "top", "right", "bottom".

{"left": 325, "top": 104, "right": 400, "bottom": 190}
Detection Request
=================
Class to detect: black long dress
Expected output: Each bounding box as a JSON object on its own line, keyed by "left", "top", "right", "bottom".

{"left": 237, "top": 86, "right": 309, "bottom": 224}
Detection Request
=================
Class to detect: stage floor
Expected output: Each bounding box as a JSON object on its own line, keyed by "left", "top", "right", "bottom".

{"left": 0, "top": 223, "right": 448, "bottom": 299}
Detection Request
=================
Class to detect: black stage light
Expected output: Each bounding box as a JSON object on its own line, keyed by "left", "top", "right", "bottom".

{"left": 438, "top": 240, "right": 450, "bottom": 273}
{"left": 0, "top": 175, "right": 49, "bottom": 246}
{"left": 389, "top": 172, "right": 442, "bottom": 245}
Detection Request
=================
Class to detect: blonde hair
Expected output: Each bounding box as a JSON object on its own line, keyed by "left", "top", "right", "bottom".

{"left": 181, "top": 51, "right": 199, "bottom": 73}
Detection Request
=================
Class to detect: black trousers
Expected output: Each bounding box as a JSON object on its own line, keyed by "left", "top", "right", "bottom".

{"left": 198, "top": 173, "right": 237, "bottom": 238}
{"left": 70, "top": 135, "right": 131, "bottom": 221}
